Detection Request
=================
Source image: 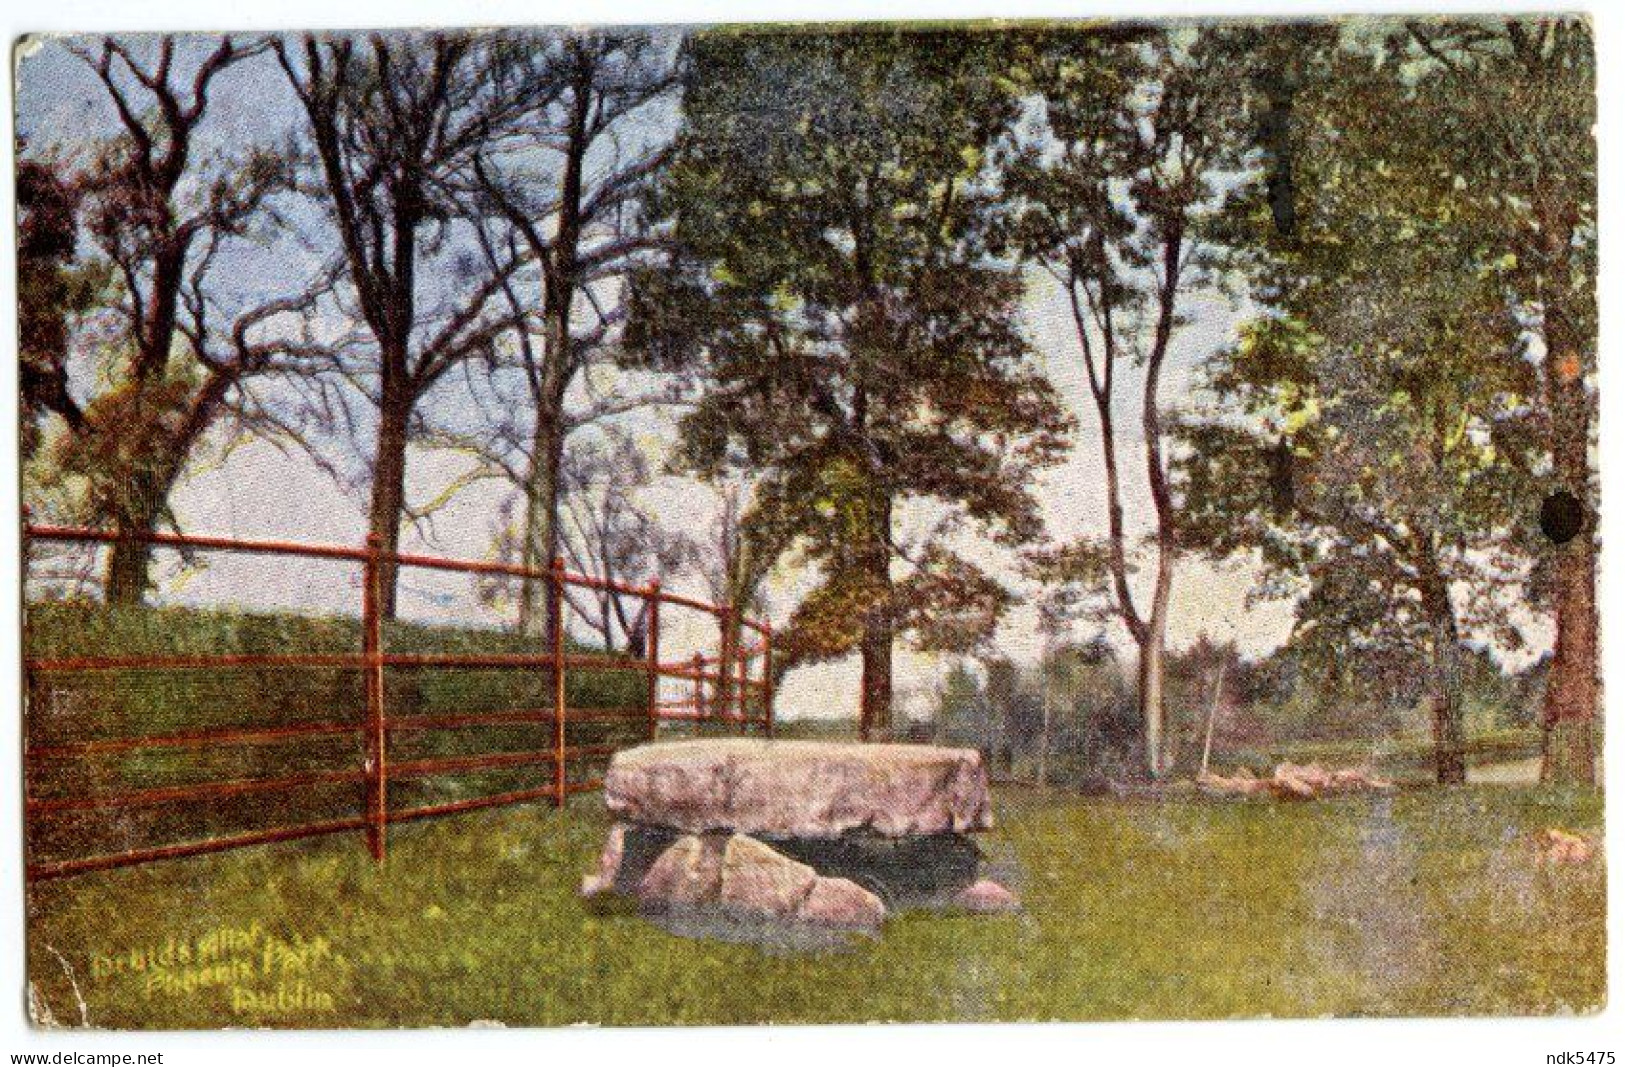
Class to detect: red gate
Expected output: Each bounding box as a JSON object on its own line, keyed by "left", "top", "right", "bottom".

{"left": 22, "top": 524, "right": 774, "bottom": 880}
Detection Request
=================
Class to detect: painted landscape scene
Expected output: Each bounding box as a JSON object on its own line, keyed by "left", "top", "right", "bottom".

{"left": 14, "top": 14, "right": 1603, "bottom": 1028}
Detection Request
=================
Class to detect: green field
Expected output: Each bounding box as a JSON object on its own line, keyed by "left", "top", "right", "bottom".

{"left": 25, "top": 785, "right": 1604, "bottom": 1027}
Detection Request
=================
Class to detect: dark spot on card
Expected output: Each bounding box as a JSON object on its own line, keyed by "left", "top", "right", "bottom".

{"left": 1540, "top": 490, "right": 1585, "bottom": 544}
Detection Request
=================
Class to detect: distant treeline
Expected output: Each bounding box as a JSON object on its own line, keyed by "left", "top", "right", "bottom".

{"left": 927, "top": 639, "right": 1546, "bottom": 787}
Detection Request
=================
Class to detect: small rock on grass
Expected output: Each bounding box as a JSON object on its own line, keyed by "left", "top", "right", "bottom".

{"left": 1328, "top": 767, "right": 1396, "bottom": 793}
{"left": 1269, "top": 765, "right": 1320, "bottom": 801}
{"left": 1197, "top": 769, "right": 1273, "bottom": 797}
{"left": 954, "top": 879, "right": 1020, "bottom": 914}
{"left": 1539, "top": 827, "right": 1597, "bottom": 865}
{"left": 1197, "top": 763, "right": 1394, "bottom": 800}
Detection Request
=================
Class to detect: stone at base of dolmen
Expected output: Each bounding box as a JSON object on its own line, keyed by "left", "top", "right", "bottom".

{"left": 581, "top": 822, "right": 977, "bottom": 917}
{"left": 798, "top": 875, "right": 887, "bottom": 928}
{"left": 579, "top": 823, "right": 626, "bottom": 898}
{"left": 717, "top": 833, "right": 819, "bottom": 917}
{"left": 637, "top": 832, "right": 727, "bottom": 906}
{"left": 603, "top": 738, "right": 993, "bottom": 837}
{"left": 599, "top": 828, "right": 887, "bottom": 929}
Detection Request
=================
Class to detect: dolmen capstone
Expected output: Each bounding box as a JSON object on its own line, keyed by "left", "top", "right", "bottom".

{"left": 580, "top": 738, "right": 1020, "bottom": 933}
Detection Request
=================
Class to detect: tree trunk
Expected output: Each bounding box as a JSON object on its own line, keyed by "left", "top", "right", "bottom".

{"left": 1429, "top": 647, "right": 1467, "bottom": 785}
{"left": 1036, "top": 657, "right": 1052, "bottom": 787}
{"left": 1540, "top": 330, "right": 1598, "bottom": 785}
{"left": 1142, "top": 550, "right": 1175, "bottom": 777}
{"left": 105, "top": 479, "right": 162, "bottom": 605}
{"left": 859, "top": 602, "right": 894, "bottom": 741}
{"left": 104, "top": 440, "right": 192, "bottom": 605}
{"left": 1199, "top": 661, "right": 1228, "bottom": 775}
{"left": 1426, "top": 597, "right": 1468, "bottom": 785}
{"left": 1135, "top": 634, "right": 1163, "bottom": 779}
{"left": 858, "top": 494, "right": 894, "bottom": 741}
{"left": 713, "top": 545, "right": 751, "bottom": 719}
{"left": 1542, "top": 528, "right": 1598, "bottom": 783}
{"left": 1139, "top": 231, "right": 1182, "bottom": 779}
{"left": 368, "top": 378, "right": 412, "bottom": 621}
{"left": 518, "top": 407, "right": 565, "bottom": 641}
{"left": 101, "top": 365, "right": 239, "bottom": 606}
{"left": 716, "top": 610, "right": 741, "bottom": 719}
{"left": 515, "top": 59, "right": 590, "bottom": 646}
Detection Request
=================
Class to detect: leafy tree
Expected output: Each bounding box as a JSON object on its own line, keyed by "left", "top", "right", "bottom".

{"left": 1005, "top": 27, "right": 1247, "bottom": 775}
{"left": 933, "top": 661, "right": 990, "bottom": 747}
{"left": 933, "top": 639, "right": 1139, "bottom": 786}
{"left": 1392, "top": 18, "right": 1597, "bottom": 781}
{"left": 17, "top": 156, "right": 99, "bottom": 460}
{"left": 626, "top": 28, "right": 1069, "bottom": 737}
{"left": 1177, "top": 37, "right": 1539, "bottom": 782}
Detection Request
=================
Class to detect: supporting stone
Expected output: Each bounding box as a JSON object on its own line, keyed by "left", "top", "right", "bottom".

{"left": 798, "top": 877, "right": 886, "bottom": 929}
{"left": 638, "top": 833, "right": 727, "bottom": 906}
{"left": 717, "top": 834, "right": 820, "bottom": 918}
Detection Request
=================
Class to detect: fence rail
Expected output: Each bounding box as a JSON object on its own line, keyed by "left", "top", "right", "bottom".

{"left": 22, "top": 523, "right": 774, "bottom": 881}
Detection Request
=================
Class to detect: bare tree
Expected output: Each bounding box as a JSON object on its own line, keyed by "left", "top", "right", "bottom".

{"left": 475, "top": 431, "right": 690, "bottom": 653}
{"left": 687, "top": 472, "right": 789, "bottom": 711}
{"left": 273, "top": 31, "right": 552, "bottom": 617}
{"left": 557, "top": 434, "right": 691, "bottom": 655}
{"left": 45, "top": 36, "right": 317, "bottom": 601}
{"left": 462, "top": 29, "right": 680, "bottom": 640}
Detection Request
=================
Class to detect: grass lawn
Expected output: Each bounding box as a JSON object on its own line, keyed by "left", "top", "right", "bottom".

{"left": 1210, "top": 728, "right": 1547, "bottom": 785}
{"left": 25, "top": 785, "right": 1604, "bottom": 1028}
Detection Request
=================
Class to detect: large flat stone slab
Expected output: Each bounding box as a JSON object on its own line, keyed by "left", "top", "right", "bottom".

{"left": 603, "top": 738, "right": 993, "bottom": 837}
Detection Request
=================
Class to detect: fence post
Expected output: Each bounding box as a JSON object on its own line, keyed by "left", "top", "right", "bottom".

{"left": 717, "top": 604, "right": 734, "bottom": 723}
{"left": 362, "top": 533, "right": 387, "bottom": 862}
{"left": 763, "top": 622, "right": 775, "bottom": 736}
{"left": 735, "top": 626, "right": 749, "bottom": 726}
{"left": 644, "top": 579, "right": 661, "bottom": 742}
{"left": 551, "top": 556, "right": 567, "bottom": 808}
{"left": 692, "top": 653, "right": 707, "bottom": 720}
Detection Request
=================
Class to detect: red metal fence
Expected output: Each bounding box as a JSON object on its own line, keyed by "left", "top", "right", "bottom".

{"left": 21, "top": 524, "right": 773, "bottom": 881}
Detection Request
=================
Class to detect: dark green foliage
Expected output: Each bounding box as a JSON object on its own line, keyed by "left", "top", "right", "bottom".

{"left": 932, "top": 642, "right": 1140, "bottom": 787}
{"left": 1173, "top": 21, "right": 1593, "bottom": 780}
{"left": 17, "top": 157, "right": 102, "bottom": 459}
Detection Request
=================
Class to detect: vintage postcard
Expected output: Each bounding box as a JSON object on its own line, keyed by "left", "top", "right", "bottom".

{"left": 12, "top": 10, "right": 1603, "bottom": 1033}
